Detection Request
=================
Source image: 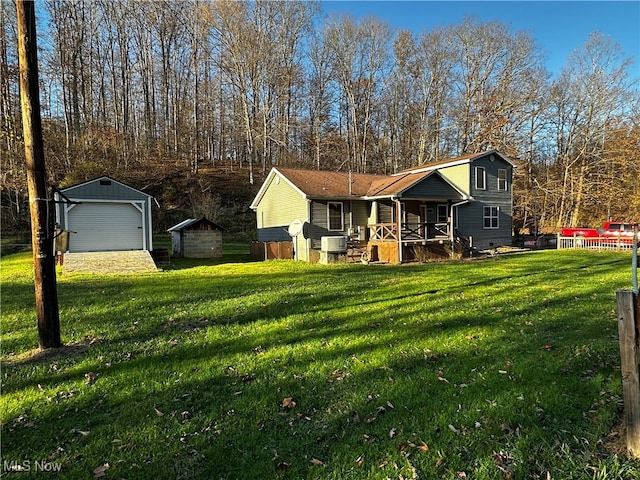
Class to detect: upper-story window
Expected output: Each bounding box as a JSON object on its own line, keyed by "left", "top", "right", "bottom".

{"left": 328, "top": 202, "right": 343, "bottom": 231}
{"left": 475, "top": 166, "right": 486, "bottom": 190}
{"left": 498, "top": 169, "right": 508, "bottom": 191}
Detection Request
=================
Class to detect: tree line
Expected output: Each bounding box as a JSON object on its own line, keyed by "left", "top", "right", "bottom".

{"left": 2, "top": 0, "right": 639, "bottom": 234}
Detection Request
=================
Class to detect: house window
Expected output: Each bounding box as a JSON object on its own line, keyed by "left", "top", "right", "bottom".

{"left": 483, "top": 206, "right": 499, "bottom": 229}
{"left": 328, "top": 202, "right": 343, "bottom": 231}
{"left": 475, "top": 167, "right": 486, "bottom": 190}
{"left": 437, "top": 204, "right": 448, "bottom": 223}
{"left": 498, "top": 169, "right": 508, "bottom": 191}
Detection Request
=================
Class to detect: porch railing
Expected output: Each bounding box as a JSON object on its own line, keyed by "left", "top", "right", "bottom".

{"left": 369, "top": 223, "right": 397, "bottom": 241}
{"left": 368, "top": 222, "right": 451, "bottom": 242}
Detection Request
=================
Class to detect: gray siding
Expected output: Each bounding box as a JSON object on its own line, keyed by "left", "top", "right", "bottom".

{"left": 309, "top": 200, "right": 346, "bottom": 249}
{"left": 308, "top": 199, "right": 366, "bottom": 248}
{"left": 350, "top": 201, "right": 369, "bottom": 231}
{"left": 62, "top": 177, "right": 149, "bottom": 201}
{"left": 378, "top": 202, "right": 394, "bottom": 223}
{"left": 402, "top": 174, "right": 464, "bottom": 200}
{"left": 459, "top": 153, "right": 513, "bottom": 250}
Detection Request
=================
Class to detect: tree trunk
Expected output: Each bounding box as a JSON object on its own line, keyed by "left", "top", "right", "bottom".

{"left": 16, "top": 0, "right": 61, "bottom": 350}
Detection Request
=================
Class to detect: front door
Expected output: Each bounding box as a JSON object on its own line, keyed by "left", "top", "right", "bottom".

{"left": 420, "top": 205, "right": 427, "bottom": 239}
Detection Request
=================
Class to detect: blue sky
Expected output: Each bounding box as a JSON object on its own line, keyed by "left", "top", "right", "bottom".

{"left": 320, "top": 1, "right": 640, "bottom": 76}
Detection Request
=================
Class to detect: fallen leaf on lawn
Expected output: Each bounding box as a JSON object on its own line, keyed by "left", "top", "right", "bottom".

{"left": 281, "top": 397, "right": 296, "bottom": 409}
{"left": 154, "top": 407, "right": 164, "bottom": 417}
{"left": 93, "top": 463, "right": 109, "bottom": 477}
{"left": 500, "top": 423, "right": 514, "bottom": 435}
{"left": 417, "top": 441, "right": 429, "bottom": 452}
{"left": 310, "top": 458, "right": 324, "bottom": 466}
{"left": 355, "top": 455, "right": 364, "bottom": 466}
{"left": 379, "top": 460, "right": 389, "bottom": 468}
{"left": 448, "top": 424, "right": 460, "bottom": 435}
{"left": 85, "top": 372, "right": 98, "bottom": 385}
{"left": 541, "top": 344, "right": 552, "bottom": 350}
{"left": 437, "top": 376, "right": 449, "bottom": 383}
{"left": 275, "top": 461, "right": 290, "bottom": 471}
{"left": 386, "top": 400, "right": 395, "bottom": 409}
{"left": 389, "top": 428, "right": 397, "bottom": 439}
{"left": 71, "top": 428, "right": 90, "bottom": 436}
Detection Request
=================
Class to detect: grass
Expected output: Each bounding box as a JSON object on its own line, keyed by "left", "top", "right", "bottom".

{"left": 2, "top": 247, "right": 640, "bottom": 479}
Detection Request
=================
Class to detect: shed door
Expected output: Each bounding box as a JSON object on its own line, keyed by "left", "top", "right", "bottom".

{"left": 67, "top": 202, "right": 143, "bottom": 252}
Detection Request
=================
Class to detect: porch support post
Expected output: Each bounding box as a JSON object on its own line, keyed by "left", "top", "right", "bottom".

{"left": 449, "top": 200, "right": 454, "bottom": 257}
{"left": 447, "top": 200, "right": 455, "bottom": 244}
{"left": 396, "top": 199, "right": 403, "bottom": 263}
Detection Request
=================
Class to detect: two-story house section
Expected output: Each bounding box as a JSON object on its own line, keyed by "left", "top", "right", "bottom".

{"left": 397, "top": 150, "right": 516, "bottom": 251}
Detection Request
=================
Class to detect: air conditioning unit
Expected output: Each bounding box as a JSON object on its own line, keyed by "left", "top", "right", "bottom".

{"left": 321, "top": 236, "right": 347, "bottom": 253}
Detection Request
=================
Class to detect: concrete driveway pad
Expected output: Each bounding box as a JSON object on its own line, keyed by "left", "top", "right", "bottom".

{"left": 62, "top": 251, "right": 158, "bottom": 274}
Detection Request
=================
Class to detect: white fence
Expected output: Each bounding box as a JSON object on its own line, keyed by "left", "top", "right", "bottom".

{"left": 558, "top": 235, "right": 638, "bottom": 251}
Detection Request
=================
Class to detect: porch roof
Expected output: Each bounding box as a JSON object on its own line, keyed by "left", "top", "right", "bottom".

{"left": 367, "top": 170, "right": 467, "bottom": 200}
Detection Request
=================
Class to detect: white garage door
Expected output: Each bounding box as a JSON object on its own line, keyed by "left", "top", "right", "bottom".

{"left": 67, "top": 202, "right": 144, "bottom": 252}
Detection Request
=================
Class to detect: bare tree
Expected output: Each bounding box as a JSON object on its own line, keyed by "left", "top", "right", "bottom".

{"left": 551, "top": 33, "right": 636, "bottom": 227}
{"left": 325, "top": 15, "right": 391, "bottom": 172}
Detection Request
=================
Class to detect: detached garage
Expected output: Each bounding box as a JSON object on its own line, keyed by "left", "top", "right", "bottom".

{"left": 55, "top": 176, "right": 154, "bottom": 253}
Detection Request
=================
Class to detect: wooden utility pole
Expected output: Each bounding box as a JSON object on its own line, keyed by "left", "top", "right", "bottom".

{"left": 16, "top": 0, "right": 61, "bottom": 349}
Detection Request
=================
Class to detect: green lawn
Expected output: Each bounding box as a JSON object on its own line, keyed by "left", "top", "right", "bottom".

{"left": 2, "top": 248, "right": 639, "bottom": 479}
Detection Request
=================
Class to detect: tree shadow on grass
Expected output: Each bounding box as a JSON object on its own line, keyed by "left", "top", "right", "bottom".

{"left": 1, "top": 306, "right": 626, "bottom": 479}
{"left": 2, "top": 251, "right": 634, "bottom": 478}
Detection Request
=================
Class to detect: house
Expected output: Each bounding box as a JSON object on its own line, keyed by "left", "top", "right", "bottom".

{"left": 54, "top": 176, "right": 155, "bottom": 253}
{"left": 250, "top": 150, "right": 515, "bottom": 263}
{"left": 168, "top": 217, "right": 225, "bottom": 258}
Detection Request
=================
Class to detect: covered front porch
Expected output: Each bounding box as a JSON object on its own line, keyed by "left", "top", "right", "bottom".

{"left": 352, "top": 199, "right": 470, "bottom": 263}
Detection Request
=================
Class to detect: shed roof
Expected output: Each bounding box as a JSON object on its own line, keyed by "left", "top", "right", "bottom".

{"left": 168, "top": 217, "right": 225, "bottom": 232}
{"left": 59, "top": 176, "right": 152, "bottom": 199}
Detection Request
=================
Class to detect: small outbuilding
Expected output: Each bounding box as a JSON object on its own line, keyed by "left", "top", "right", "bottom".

{"left": 55, "top": 176, "right": 155, "bottom": 252}
{"left": 168, "top": 217, "right": 225, "bottom": 258}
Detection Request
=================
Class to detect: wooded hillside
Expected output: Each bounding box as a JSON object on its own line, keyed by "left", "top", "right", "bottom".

{"left": 2, "top": 1, "right": 639, "bottom": 234}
